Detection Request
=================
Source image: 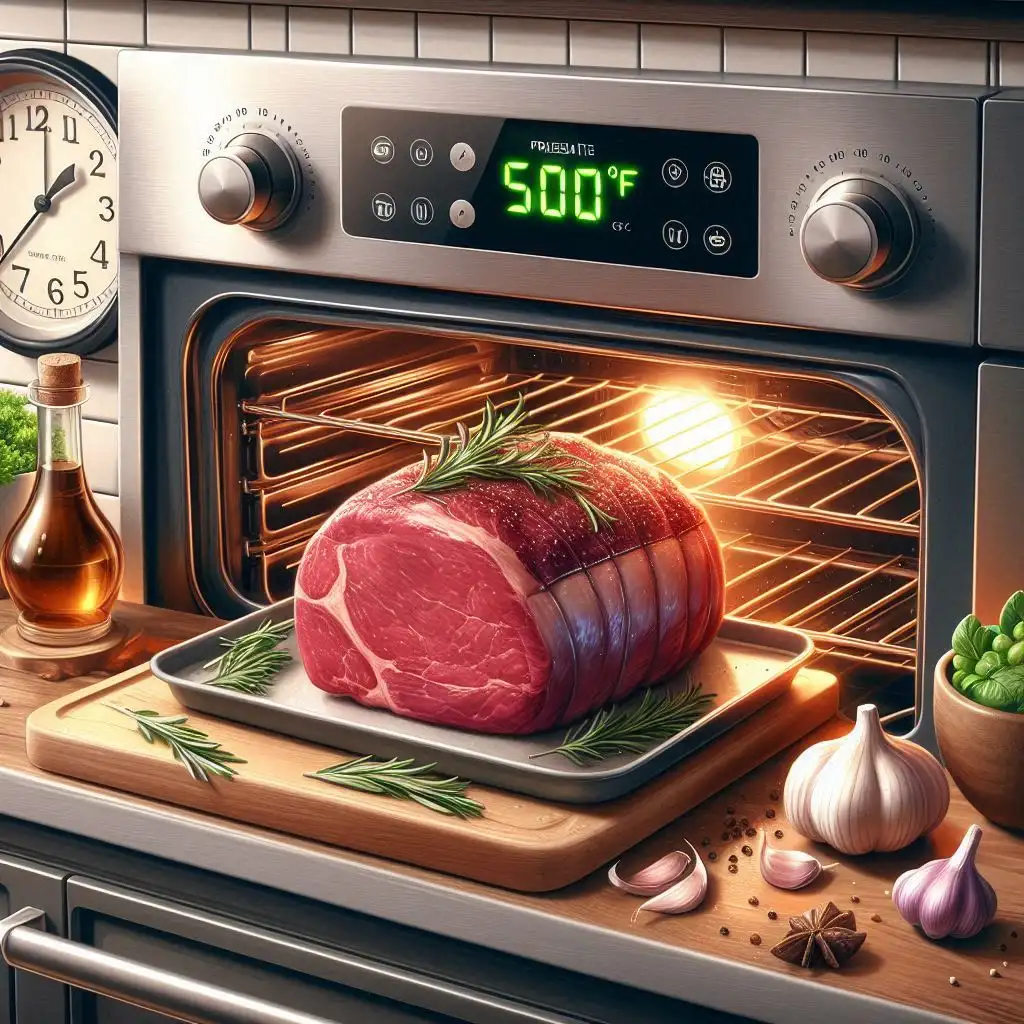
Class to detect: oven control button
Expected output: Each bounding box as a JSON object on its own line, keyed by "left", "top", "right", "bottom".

{"left": 450, "top": 143, "right": 476, "bottom": 172}
{"left": 799, "top": 175, "right": 918, "bottom": 289}
{"left": 198, "top": 131, "right": 302, "bottom": 232}
{"left": 449, "top": 199, "right": 476, "bottom": 228}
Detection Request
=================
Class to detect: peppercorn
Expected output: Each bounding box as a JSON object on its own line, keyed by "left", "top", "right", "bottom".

{"left": 745, "top": 828, "right": 757, "bottom": 837}
{"left": 750, "top": 934, "right": 762, "bottom": 946}
{"left": 721, "top": 831, "right": 731, "bottom": 841}
{"left": 726, "top": 806, "right": 735, "bottom": 815}
{"left": 740, "top": 817, "right": 749, "bottom": 827}
{"left": 741, "top": 845, "right": 753, "bottom": 857}
{"left": 999, "top": 944, "right": 1007, "bottom": 952}
{"left": 728, "top": 854, "right": 738, "bottom": 863}
{"left": 767, "top": 910, "right": 778, "bottom": 920}
{"left": 765, "top": 808, "right": 776, "bottom": 819}
{"left": 774, "top": 829, "right": 784, "bottom": 839}
{"left": 731, "top": 828, "right": 743, "bottom": 839}
{"left": 720, "top": 926, "right": 730, "bottom": 936}
{"left": 1012, "top": 931, "right": 1019, "bottom": 939}
{"left": 850, "top": 895, "right": 860, "bottom": 904}
{"left": 728, "top": 864, "right": 738, "bottom": 874}
{"left": 701, "top": 837, "right": 711, "bottom": 846}
{"left": 725, "top": 816, "right": 736, "bottom": 827}
{"left": 748, "top": 896, "right": 759, "bottom": 906}
{"left": 769, "top": 790, "right": 780, "bottom": 801}
{"left": 708, "top": 852, "right": 718, "bottom": 861}
{"left": 870, "top": 914, "right": 882, "bottom": 923}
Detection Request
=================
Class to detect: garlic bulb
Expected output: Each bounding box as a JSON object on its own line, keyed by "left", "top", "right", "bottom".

{"left": 892, "top": 825, "right": 997, "bottom": 939}
{"left": 783, "top": 704, "right": 949, "bottom": 855}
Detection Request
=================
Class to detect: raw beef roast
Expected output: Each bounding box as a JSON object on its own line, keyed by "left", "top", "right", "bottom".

{"left": 294, "top": 434, "right": 725, "bottom": 734}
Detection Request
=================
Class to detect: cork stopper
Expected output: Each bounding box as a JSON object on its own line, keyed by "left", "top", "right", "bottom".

{"left": 34, "top": 353, "right": 87, "bottom": 406}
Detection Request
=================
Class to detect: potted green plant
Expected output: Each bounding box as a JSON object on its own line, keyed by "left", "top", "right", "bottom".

{"left": 934, "top": 590, "right": 1024, "bottom": 831}
{"left": 0, "top": 388, "right": 38, "bottom": 551}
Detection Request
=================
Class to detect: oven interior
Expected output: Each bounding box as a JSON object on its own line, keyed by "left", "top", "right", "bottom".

{"left": 198, "top": 321, "right": 922, "bottom": 725}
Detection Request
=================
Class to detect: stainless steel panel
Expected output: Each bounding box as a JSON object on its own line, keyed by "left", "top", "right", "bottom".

{"left": 152, "top": 599, "right": 813, "bottom": 803}
{"left": 65, "top": 876, "right": 587, "bottom": 1024}
{"left": 0, "top": 853, "right": 69, "bottom": 1024}
{"left": 974, "top": 361, "right": 1024, "bottom": 625}
{"left": 979, "top": 89, "right": 1024, "bottom": 351}
{"left": 117, "top": 51, "right": 984, "bottom": 345}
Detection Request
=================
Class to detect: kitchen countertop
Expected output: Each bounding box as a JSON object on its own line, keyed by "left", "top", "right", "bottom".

{"left": 0, "top": 600, "right": 1021, "bottom": 1024}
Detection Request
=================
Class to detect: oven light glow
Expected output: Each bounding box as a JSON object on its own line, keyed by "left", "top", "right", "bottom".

{"left": 641, "top": 393, "right": 740, "bottom": 472}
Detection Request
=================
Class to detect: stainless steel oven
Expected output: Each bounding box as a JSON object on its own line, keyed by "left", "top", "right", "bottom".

{"left": 117, "top": 50, "right": 1013, "bottom": 749}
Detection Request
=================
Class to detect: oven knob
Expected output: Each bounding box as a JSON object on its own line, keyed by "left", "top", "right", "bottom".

{"left": 197, "top": 132, "right": 301, "bottom": 231}
{"left": 799, "top": 176, "right": 918, "bottom": 288}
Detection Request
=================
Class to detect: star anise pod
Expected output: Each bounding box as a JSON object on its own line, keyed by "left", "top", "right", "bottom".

{"left": 770, "top": 901, "right": 866, "bottom": 969}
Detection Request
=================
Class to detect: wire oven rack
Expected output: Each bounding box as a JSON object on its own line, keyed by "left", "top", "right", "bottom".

{"left": 236, "top": 349, "right": 921, "bottom": 683}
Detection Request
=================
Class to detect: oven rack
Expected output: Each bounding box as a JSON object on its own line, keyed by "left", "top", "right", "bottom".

{"left": 243, "top": 371, "right": 921, "bottom": 539}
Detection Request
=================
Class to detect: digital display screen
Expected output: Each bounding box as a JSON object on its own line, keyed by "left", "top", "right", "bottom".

{"left": 342, "top": 109, "right": 759, "bottom": 277}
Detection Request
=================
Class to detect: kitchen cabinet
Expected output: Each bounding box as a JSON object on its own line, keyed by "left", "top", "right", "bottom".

{"left": 0, "top": 852, "right": 68, "bottom": 1023}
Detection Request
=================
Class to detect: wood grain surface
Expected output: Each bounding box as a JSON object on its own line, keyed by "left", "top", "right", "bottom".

{"left": 4, "top": 600, "right": 1024, "bottom": 1022}
{"left": 24, "top": 663, "right": 838, "bottom": 892}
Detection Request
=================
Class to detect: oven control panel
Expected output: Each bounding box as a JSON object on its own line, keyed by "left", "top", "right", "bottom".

{"left": 341, "top": 108, "right": 759, "bottom": 278}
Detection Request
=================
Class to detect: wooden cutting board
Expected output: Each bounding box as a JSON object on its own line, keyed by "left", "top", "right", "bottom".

{"left": 25, "top": 665, "right": 838, "bottom": 892}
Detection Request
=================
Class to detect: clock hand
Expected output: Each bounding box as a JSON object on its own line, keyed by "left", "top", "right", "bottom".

{"left": 0, "top": 163, "right": 76, "bottom": 272}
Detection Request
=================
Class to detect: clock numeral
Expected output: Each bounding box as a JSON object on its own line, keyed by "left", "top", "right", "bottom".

{"left": 47, "top": 278, "right": 64, "bottom": 306}
{"left": 90, "top": 240, "right": 109, "bottom": 270}
{"left": 88, "top": 149, "right": 106, "bottom": 178}
{"left": 73, "top": 271, "right": 89, "bottom": 299}
{"left": 26, "top": 104, "right": 49, "bottom": 133}
{"left": 62, "top": 115, "right": 78, "bottom": 145}
{"left": 0, "top": 113, "right": 17, "bottom": 142}
{"left": 10, "top": 264, "right": 29, "bottom": 294}
{"left": 98, "top": 196, "right": 114, "bottom": 223}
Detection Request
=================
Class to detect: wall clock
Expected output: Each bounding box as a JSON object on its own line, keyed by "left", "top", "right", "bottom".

{"left": 0, "top": 49, "right": 118, "bottom": 357}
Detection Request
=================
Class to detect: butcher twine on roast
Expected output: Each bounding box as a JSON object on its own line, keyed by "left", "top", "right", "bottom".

{"left": 294, "top": 434, "right": 725, "bottom": 735}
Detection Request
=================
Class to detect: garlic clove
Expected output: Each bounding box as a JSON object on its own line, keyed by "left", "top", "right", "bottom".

{"left": 631, "top": 841, "right": 706, "bottom": 921}
{"left": 783, "top": 703, "right": 950, "bottom": 856}
{"left": 608, "top": 850, "right": 691, "bottom": 896}
{"left": 892, "top": 824, "right": 998, "bottom": 941}
{"left": 759, "top": 830, "right": 836, "bottom": 890}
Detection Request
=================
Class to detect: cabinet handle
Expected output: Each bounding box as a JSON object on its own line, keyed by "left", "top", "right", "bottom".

{"left": 0, "top": 907, "right": 338, "bottom": 1024}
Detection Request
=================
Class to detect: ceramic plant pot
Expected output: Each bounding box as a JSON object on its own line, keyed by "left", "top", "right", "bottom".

{"left": 934, "top": 650, "right": 1024, "bottom": 831}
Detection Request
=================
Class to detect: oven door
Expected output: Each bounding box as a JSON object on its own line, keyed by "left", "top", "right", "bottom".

{"left": 121, "top": 257, "right": 980, "bottom": 747}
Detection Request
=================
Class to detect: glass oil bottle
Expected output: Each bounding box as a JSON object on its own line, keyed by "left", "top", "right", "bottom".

{"left": 1, "top": 354, "right": 124, "bottom": 646}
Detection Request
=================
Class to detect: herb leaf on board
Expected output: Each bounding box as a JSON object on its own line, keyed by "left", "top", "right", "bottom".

{"left": 305, "top": 756, "right": 484, "bottom": 819}
{"left": 106, "top": 705, "right": 246, "bottom": 783}
{"left": 999, "top": 591, "right": 1024, "bottom": 638}
{"left": 952, "top": 615, "right": 992, "bottom": 663}
{"left": 963, "top": 666, "right": 1024, "bottom": 712}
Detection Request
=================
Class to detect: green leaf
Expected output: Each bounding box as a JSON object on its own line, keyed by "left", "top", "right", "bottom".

{"left": 999, "top": 591, "right": 1024, "bottom": 638}
{"left": 966, "top": 666, "right": 1024, "bottom": 712}
{"left": 952, "top": 615, "right": 991, "bottom": 662}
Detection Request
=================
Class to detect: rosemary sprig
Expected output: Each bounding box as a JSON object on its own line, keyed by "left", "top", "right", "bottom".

{"left": 531, "top": 685, "right": 716, "bottom": 767}
{"left": 106, "top": 704, "right": 246, "bottom": 783}
{"left": 305, "top": 755, "right": 484, "bottom": 819}
{"left": 202, "top": 617, "right": 294, "bottom": 696}
{"left": 409, "top": 395, "right": 614, "bottom": 532}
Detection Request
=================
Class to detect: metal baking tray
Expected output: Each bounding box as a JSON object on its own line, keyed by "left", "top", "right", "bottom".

{"left": 152, "top": 599, "right": 813, "bottom": 804}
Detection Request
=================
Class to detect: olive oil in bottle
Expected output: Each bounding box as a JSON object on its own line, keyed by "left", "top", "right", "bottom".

{"left": 1, "top": 354, "right": 124, "bottom": 646}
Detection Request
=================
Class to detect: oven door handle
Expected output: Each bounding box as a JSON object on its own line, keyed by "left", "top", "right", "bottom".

{"left": 0, "top": 907, "right": 337, "bottom": 1024}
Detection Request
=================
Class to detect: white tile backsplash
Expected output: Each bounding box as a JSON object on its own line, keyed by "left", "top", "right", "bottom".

{"left": 67, "top": 1, "right": 145, "bottom": 47}
{"left": 640, "top": 24, "right": 721, "bottom": 72}
{"left": 146, "top": 0, "right": 249, "bottom": 50}
{"left": 492, "top": 17, "right": 567, "bottom": 65}
{"left": 999, "top": 41, "right": 1024, "bottom": 86}
{"left": 0, "top": 0, "right": 64, "bottom": 41}
{"left": 570, "top": 20, "right": 638, "bottom": 69}
{"left": 806, "top": 31, "right": 895, "bottom": 80}
{"left": 251, "top": 4, "right": 287, "bottom": 51}
{"left": 351, "top": 9, "right": 415, "bottom": 58}
{"left": 898, "top": 36, "right": 989, "bottom": 85}
{"left": 287, "top": 6, "right": 350, "bottom": 55}
{"left": 724, "top": 27, "right": 804, "bottom": 75}
{"left": 418, "top": 14, "right": 489, "bottom": 62}
{"left": 0, "top": 1, "right": 1012, "bottom": 490}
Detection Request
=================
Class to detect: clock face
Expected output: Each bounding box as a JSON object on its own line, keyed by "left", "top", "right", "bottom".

{"left": 0, "top": 78, "right": 118, "bottom": 348}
